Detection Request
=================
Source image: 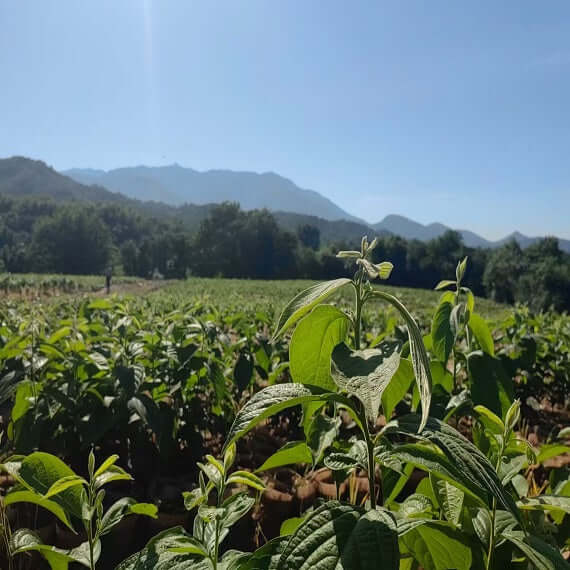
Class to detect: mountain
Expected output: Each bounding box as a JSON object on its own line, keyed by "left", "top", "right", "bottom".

{"left": 272, "top": 211, "right": 385, "bottom": 246}
{"left": 373, "top": 214, "right": 570, "bottom": 253}
{"left": 0, "top": 157, "right": 127, "bottom": 203}
{"left": 64, "top": 165, "right": 363, "bottom": 223}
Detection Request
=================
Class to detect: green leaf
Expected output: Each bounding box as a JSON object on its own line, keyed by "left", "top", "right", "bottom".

{"left": 182, "top": 488, "right": 207, "bottom": 511}
{"left": 94, "top": 464, "right": 133, "bottom": 489}
{"left": 290, "top": 305, "right": 350, "bottom": 392}
{"left": 431, "top": 476, "right": 464, "bottom": 526}
{"left": 115, "top": 527, "right": 211, "bottom": 570}
{"left": 462, "top": 288, "right": 475, "bottom": 318}
{"left": 234, "top": 352, "right": 254, "bottom": 393}
{"left": 383, "top": 415, "right": 520, "bottom": 520}
{"left": 502, "top": 531, "right": 570, "bottom": 570}
{"left": 10, "top": 528, "right": 73, "bottom": 570}
{"left": 238, "top": 537, "right": 287, "bottom": 570}
{"left": 255, "top": 441, "right": 312, "bottom": 472}
{"left": 280, "top": 517, "right": 306, "bottom": 536}
{"left": 434, "top": 280, "right": 456, "bottom": 291}
{"left": 130, "top": 502, "right": 159, "bottom": 518}
{"left": 273, "top": 278, "right": 351, "bottom": 340}
{"left": 399, "top": 521, "right": 475, "bottom": 570}
{"left": 93, "top": 455, "right": 119, "bottom": 478}
{"left": 331, "top": 343, "right": 400, "bottom": 422}
{"left": 467, "top": 352, "right": 513, "bottom": 418}
{"left": 371, "top": 291, "right": 432, "bottom": 432}
{"left": 17, "top": 452, "right": 83, "bottom": 521}
{"left": 376, "top": 261, "right": 394, "bottom": 280}
{"left": 216, "top": 492, "right": 255, "bottom": 528}
{"left": 4, "top": 491, "right": 75, "bottom": 531}
{"left": 536, "top": 444, "right": 570, "bottom": 465}
{"left": 431, "top": 301, "right": 454, "bottom": 363}
{"left": 517, "top": 495, "right": 570, "bottom": 514}
{"left": 223, "top": 384, "right": 357, "bottom": 451}
{"left": 44, "top": 475, "right": 87, "bottom": 499}
{"left": 99, "top": 497, "right": 136, "bottom": 535}
{"left": 399, "top": 493, "right": 433, "bottom": 518}
{"left": 473, "top": 405, "right": 505, "bottom": 435}
{"left": 468, "top": 313, "right": 494, "bottom": 356}
{"left": 226, "top": 470, "right": 265, "bottom": 492}
{"left": 275, "top": 501, "right": 399, "bottom": 569}
{"left": 326, "top": 440, "right": 368, "bottom": 472}
{"left": 305, "top": 413, "right": 340, "bottom": 464}
{"left": 381, "top": 359, "right": 414, "bottom": 421}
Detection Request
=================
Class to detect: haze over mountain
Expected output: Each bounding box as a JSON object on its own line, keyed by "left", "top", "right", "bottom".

{"left": 64, "top": 165, "right": 362, "bottom": 223}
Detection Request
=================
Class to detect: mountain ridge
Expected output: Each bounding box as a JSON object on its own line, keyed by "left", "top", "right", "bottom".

{"left": 63, "top": 164, "right": 364, "bottom": 223}
{"left": 373, "top": 214, "right": 570, "bottom": 252}
{"left": 1, "top": 157, "right": 567, "bottom": 253}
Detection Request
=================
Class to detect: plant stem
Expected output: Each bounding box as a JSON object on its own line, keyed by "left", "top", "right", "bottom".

{"left": 353, "top": 277, "right": 362, "bottom": 350}
{"left": 486, "top": 439, "right": 506, "bottom": 570}
{"left": 365, "top": 428, "right": 377, "bottom": 510}
{"left": 452, "top": 349, "right": 457, "bottom": 393}
{"left": 486, "top": 498, "right": 497, "bottom": 570}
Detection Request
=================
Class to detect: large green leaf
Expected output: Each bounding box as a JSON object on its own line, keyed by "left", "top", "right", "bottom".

{"left": 238, "top": 537, "right": 286, "bottom": 570}
{"left": 331, "top": 343, "right": 400, "bottom": 422}
{"left": 305, "top": 413, "right": 340, "bottom": 464}
{"left": 399, "top": 521, "right": 476, "bottom": 570}
{"left": 371, "top": 291, "right": 432, "bottom": 432}
{"left": 385, "top": 444, "right": 488, "bottom": 508}
{"left": 223, "top": 384, "right": 357, "bottom": 451}
{"left": 381, "top": 358, "right": 414, "bottom": 421}
{"left": 275, "top": 501, "right": 399, "bottom": 569}
{"left": 255, "top": 441, "right": 312, "bottom": 472}
{"left": 10, "top": 528, "right": 73, "bottom": 570}
{"left": 431, "top": 301, "right": 454, "bottom": 363}
{"left": 430, "top": 476, "right": 464, "bottom": 526}
{"left": 290, "top": 305, "right": 350, "bottom": 392}
{"left": 8, "top": 452, "right": 84, "bottom": 523}
{"left": 115, "top": 527, "right": 210, "bottom": 570}
{"left": 468, "top": 313, "right": 494, "bottom": 356}
{"left": 502, "top": 531, "right": 570, "bottom": 570}
{"left": 467, "top": 352, "right": 513, "bottom": 417}
{"left": 4, "top": 491, "right": 74, "bottom": 531}
{"left": 382, "top": 415, "right": 520, "bottom": 520}
{"left": 273, "top": 278, "right": 351, "bottom": 340}
{"left": 517, "top": 495, "right": 570, "bottom": 514}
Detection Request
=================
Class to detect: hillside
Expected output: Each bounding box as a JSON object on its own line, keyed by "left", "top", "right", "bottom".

{"left": 0, "top": 157, "right": 126, "bottom": 203}
{"left": 64, "top": 164, "right": 362, "bottom": 222}
{"left": 374, "top": 214, "right": 570, "bottom": 253}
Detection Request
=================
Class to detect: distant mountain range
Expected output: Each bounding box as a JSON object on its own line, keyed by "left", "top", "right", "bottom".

{"left": 0, "top": 157, "right": 567, "bottom": 253}
{"left": 64, "top": 164, "right": 362, "bottom": 223}
{"left": 372, "top": 214, "right": 570, "bottom": 252}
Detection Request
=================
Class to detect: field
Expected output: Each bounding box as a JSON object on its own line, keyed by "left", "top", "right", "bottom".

{"left": 1, "top": 265, "right": 569, "bottom": 569}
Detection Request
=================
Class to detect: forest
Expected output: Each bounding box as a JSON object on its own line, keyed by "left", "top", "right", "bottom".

{"left": 1, "top": 196, "right": 569, "bottom": 312}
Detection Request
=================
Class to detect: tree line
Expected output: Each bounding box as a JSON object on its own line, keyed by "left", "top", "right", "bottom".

{"left": 0, "top": 196, "right": 568, "bottom": 311}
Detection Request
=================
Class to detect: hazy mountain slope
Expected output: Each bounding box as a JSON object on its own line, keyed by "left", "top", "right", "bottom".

{"left": 0, "top": 157, "right": 127, "bottom": 203}
{"left": 63, "top": 165, "right": 363, "bottom": 222}
{"left": 272, "top": 211, "right": 387, "bottom": 246}
{"left": 373, "top": 214, "right": 570, "bottom": 253}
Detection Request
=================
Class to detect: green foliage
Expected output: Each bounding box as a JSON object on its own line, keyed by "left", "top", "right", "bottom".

{"left": 0, "top": 242, "right": 569, "bottom": 569}
{"left": 2, "top": 450, "right": 156, "bottom": 569}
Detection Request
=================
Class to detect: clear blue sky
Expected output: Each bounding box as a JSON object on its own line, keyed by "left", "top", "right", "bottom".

{"left": 1, "top": 1, "right": 569, "bottom": 239}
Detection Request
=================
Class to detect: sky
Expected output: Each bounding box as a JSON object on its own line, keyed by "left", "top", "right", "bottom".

{"left": 1, "top": 1, "right": 569, "bottom": 240}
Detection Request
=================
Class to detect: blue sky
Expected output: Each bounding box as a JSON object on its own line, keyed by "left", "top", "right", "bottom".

{"left": 1, "top": 1, "right": 569, "bottom": 239}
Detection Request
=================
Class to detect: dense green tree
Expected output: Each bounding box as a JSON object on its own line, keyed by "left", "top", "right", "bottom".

{"left": 297, "top": 224, "right": 320, "bottom": 250}
{"left": 32, "top": 208, "right": 112, "bottom": 274}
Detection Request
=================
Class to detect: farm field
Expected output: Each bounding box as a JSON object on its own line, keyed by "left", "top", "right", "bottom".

{"left": 1, "top": 260, "right": 569, "bottom": 568}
